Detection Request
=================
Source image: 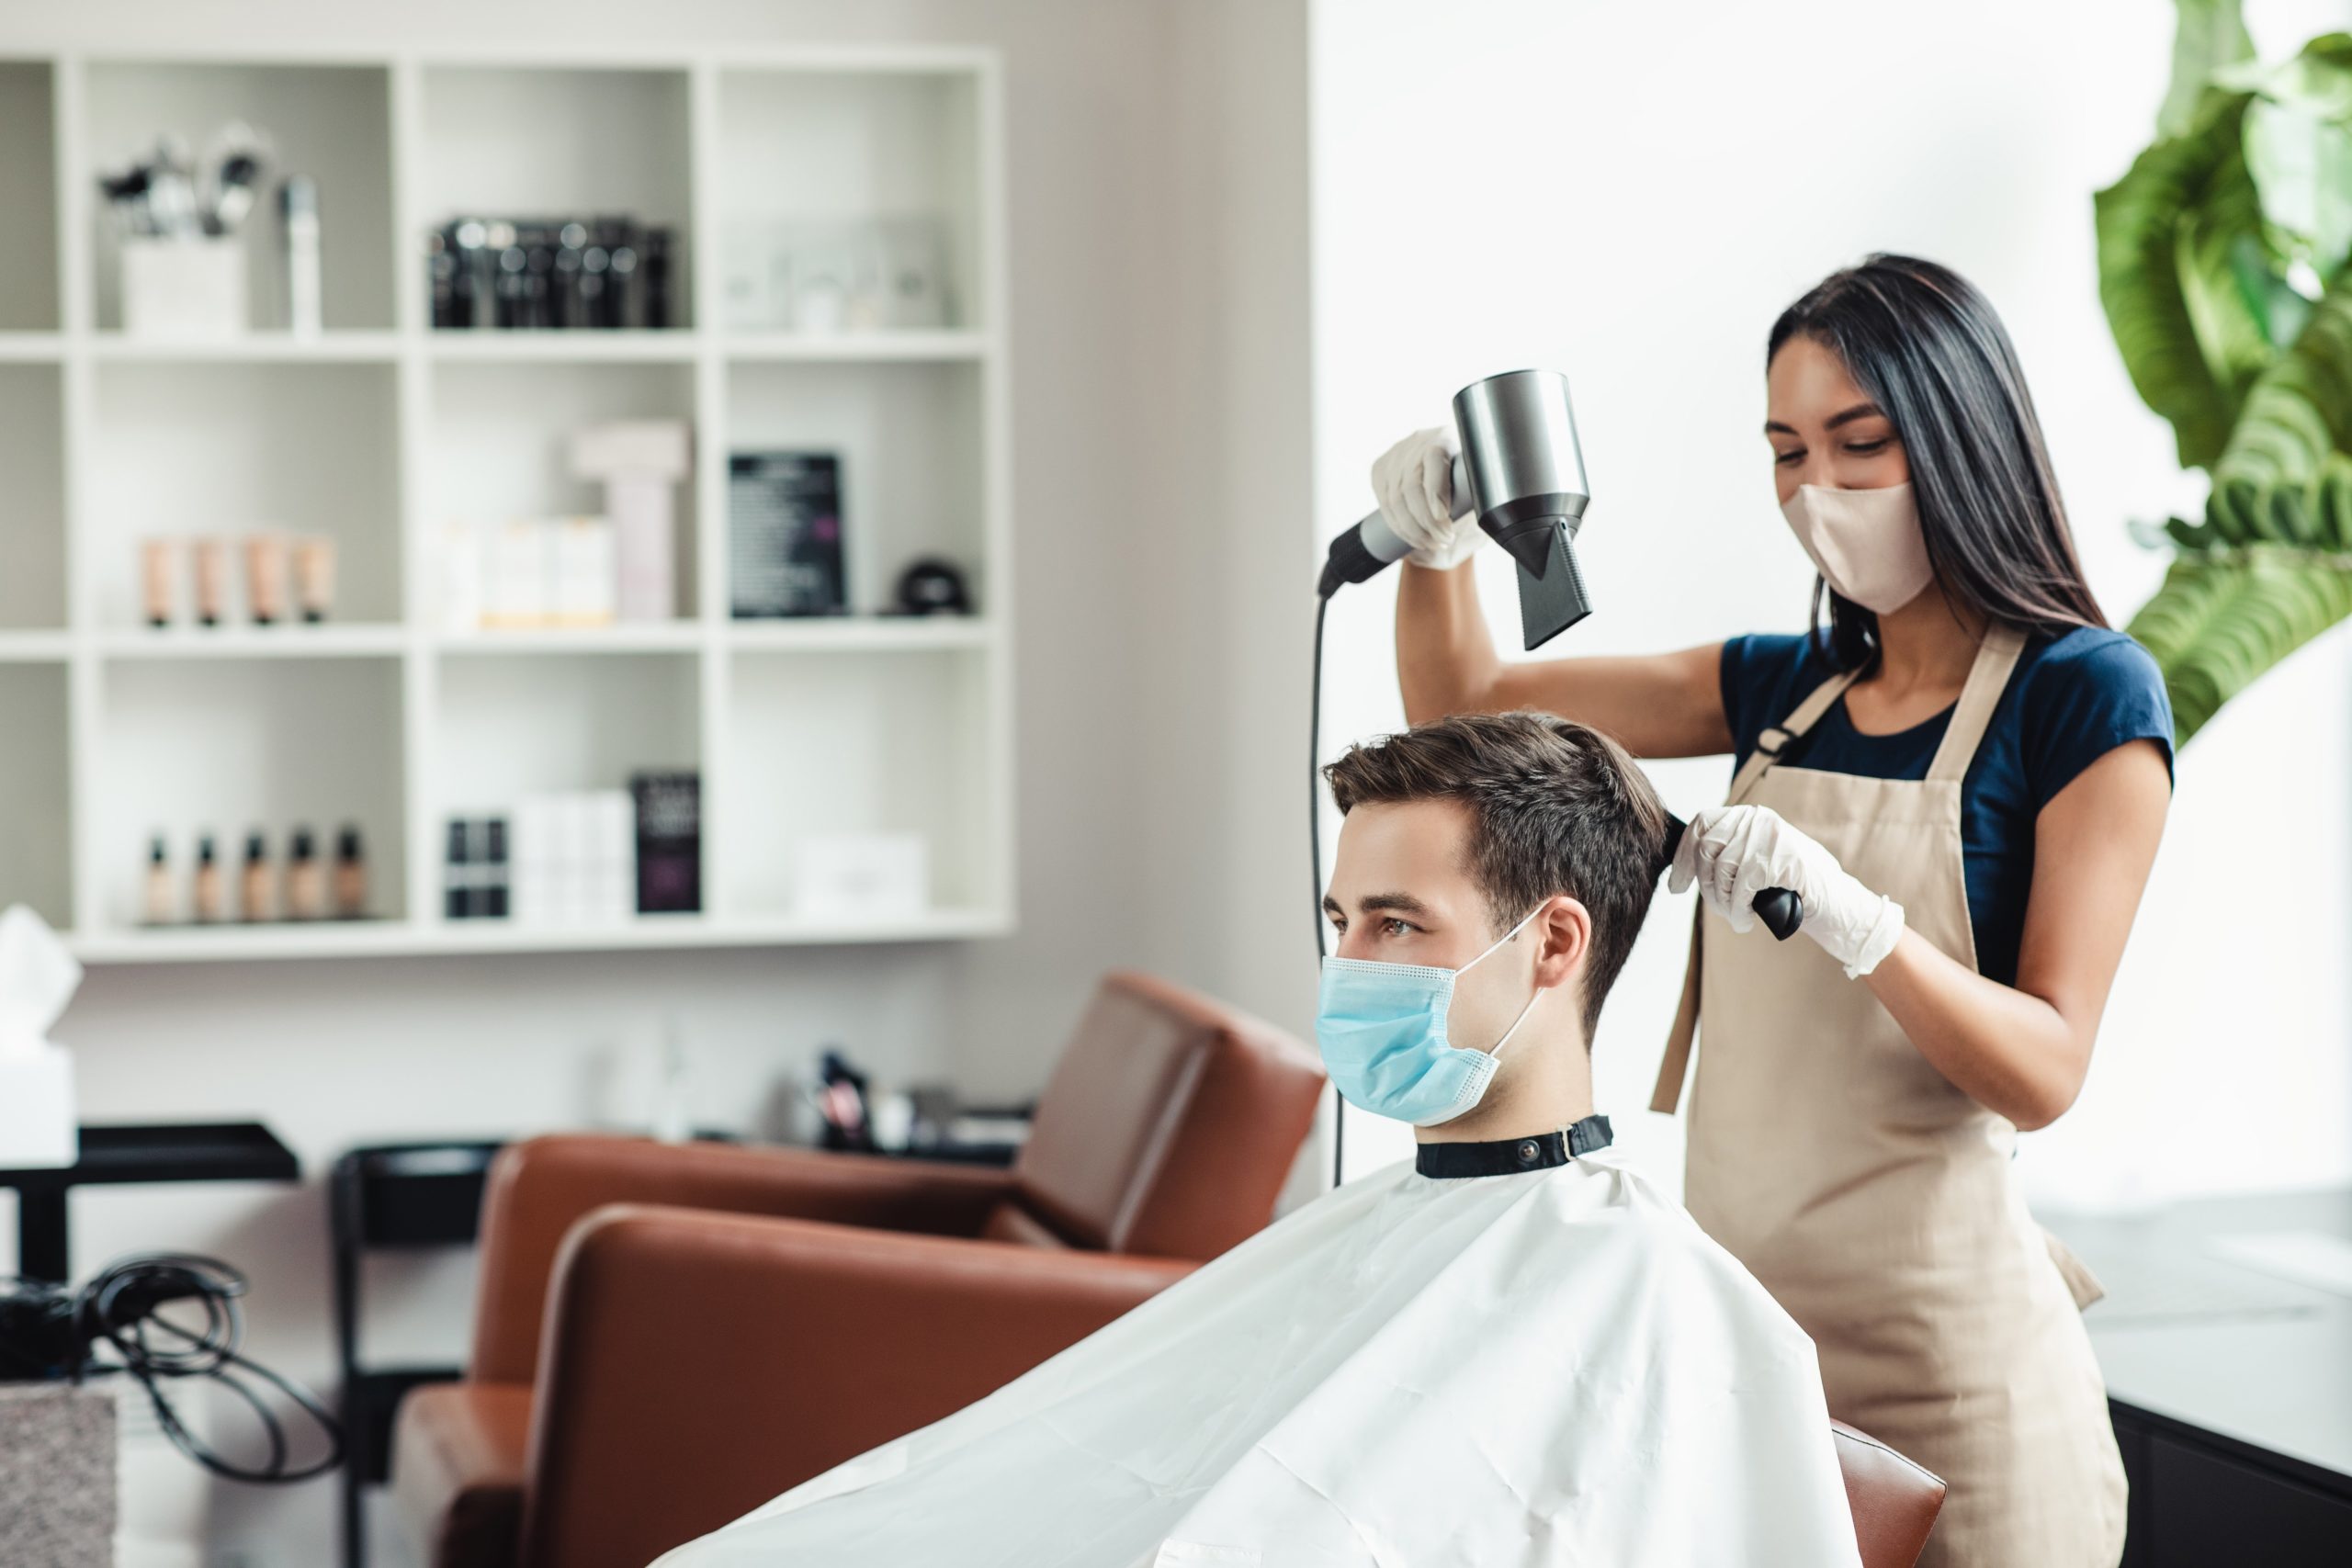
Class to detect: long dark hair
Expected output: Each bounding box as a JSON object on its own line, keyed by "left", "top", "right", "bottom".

{"left": 1768, "top": 254, "right": 2106, "bottom": 671}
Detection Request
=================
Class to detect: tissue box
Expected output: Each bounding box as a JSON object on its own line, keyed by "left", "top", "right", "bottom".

{"left": 0, "top": 1384, "right": 116, "bottom": 1568}
{"left": 0, "top": 1044, "right": 74, "bottom": 1168}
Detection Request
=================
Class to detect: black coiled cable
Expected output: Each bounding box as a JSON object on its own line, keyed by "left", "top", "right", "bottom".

{"left": 1, "top": 1252, "right": 343, "bottom": 1483}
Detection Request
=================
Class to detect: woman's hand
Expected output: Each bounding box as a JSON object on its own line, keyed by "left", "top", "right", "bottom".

{"left": 1371, "top": 427, "right": 1481, "bottom": 570}
{"left": 1669, "top": 804, "right": 1905, "bottom": 976}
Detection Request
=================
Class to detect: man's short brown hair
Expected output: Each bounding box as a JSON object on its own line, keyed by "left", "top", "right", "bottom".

{"left": 1323, "top": 711, "right": 1668, "bottom": 1039}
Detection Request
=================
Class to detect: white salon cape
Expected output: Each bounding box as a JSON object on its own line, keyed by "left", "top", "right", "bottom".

{"left": 654, "top": 1146, "right": 1864, "bottom": 1567}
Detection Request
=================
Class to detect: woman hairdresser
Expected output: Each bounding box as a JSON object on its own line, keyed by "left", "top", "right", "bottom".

{"left": 1375, "top": 254, "right": 2170, "bottom": 1567}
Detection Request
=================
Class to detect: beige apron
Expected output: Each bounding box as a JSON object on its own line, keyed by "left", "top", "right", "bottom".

{"left": 1650, "top": 626, "right": 2126, "bottom": 1568}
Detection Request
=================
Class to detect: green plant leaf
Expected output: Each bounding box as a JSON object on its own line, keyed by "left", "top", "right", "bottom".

{"left": 2096, "top": 92, "right": 2276, "bottom": 468}
{"left": 2127, "top": 546, "right": 2352, "bottom": 742}
{"left": 2161, "top": 0, "right": 2255, "bottom": 137}
{"left": 2206, "top": 271, "right": 2352, "bottom": 535}
{"left": 2231, "top": 37, "right": 2352, "bottom": 278}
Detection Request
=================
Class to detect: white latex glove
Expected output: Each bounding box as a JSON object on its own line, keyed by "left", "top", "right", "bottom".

{"left": 1370, "top": 426, "right": 1480, "bottom": 570}
{"left": 1668, "top": 805, "right": 1905, "bottom": 977}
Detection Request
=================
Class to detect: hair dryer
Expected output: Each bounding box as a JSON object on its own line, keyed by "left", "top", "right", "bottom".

{"left": 1318, "top": 367, "right": 1594, "bottom": 651}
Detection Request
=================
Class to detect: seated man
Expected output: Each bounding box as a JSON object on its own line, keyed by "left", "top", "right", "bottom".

{"left": 658, "top": 711, "right": 1862, "bottom": 1567}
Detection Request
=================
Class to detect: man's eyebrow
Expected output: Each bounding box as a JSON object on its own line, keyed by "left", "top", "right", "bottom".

{"left": 1320, "top": 891, "right": 1434, "bottom": 919}
{"left": 1763, "top": 401, "right": 1886, "bottom": 437}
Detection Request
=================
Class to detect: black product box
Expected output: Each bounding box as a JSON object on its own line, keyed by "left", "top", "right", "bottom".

{"left": 729, "top": 451, "right": 845, "bottom": 617}
{"left": 443, "top": 816, "right": 509, "bottom": 919}
{"left": 631, "top": 771, "right": 701, "bottom": 913}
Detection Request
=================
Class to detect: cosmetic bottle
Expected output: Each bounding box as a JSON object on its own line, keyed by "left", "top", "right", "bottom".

{"left": 286, "top": 827, "right": 323, "bottom": 920}
{"left": 280, "top": 176, "right": 322, "bottom": 336}
{"left": 245, "top": 535, "right": 288, "bottom": 626}
{"left": 241, "top": 830, "right": 271, "bottom": 922}
{"left": 140, "top": 539, "right": 178, "bottom": 628}
{"left": 193, "top": 538, "right": 227, "bottom": 627}
{"left": 193, "top": 834, "right": 223, "bottom": 923}
{"left": 142, "top": 835, "right": 174, "bottom": 925}
{"left": 334, "top": 825, "right": 367, "bottom": 919}
{"left": 295, "top": 536, "right": 336, "bottom": 623}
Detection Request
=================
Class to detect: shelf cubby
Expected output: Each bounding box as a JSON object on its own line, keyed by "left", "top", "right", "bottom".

{"left": 724, "top": 359, "right": 984, "bottom": 617}
{"left": 426, "top": 358, "right": 700, "bottom": 622}
{"left": 0, "top": 61, "right": 58, "bottom": 333}
{"left": 0, "top": 662, "right": 72, "bottom": 928}
{"left": 715, "top": 66, "right": 982, "bottom": 335}
{"left": 416, "top": 64, "right": 695, "bottom": 330}
{"left": 0, "top": 363, "right": 65, "bottom": 629}
{"left": 720, "top": 646, "right": 994, "bottom": 919}
{"left": 88, "top": 359, "right": 401, "bottom": 627}
{"left": 94, "top": 655, "right": 407, "bottom": 930}
{"left": 82, "top": 60, "right": 396, "bottom": 333}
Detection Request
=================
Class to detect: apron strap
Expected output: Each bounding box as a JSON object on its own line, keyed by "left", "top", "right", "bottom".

{"left": 1925, "top": 623, "right": 2030, "bottom": 783}
{"left": 1649, "top": 626, "right": 2033, "bottom": 1116}
{"left": 1651, "top": 652, "right": 1864, "bottom": 1115}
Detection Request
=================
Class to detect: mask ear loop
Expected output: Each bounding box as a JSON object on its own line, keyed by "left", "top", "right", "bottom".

{"left": 1467, "top": 902, "right": 1553, "bottom": 1063}
{"left": 1485, "top": 986, "right": 1545, "bottom": 1062}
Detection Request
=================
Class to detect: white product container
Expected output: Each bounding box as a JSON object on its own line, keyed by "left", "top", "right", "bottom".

{"left": 120, "top": 236, "right": 248, "bottom": 339}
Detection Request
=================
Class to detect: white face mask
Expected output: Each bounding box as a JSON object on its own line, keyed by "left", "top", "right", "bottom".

{"left": 1780, "top": 480, "right": 1935, "bottom": 615}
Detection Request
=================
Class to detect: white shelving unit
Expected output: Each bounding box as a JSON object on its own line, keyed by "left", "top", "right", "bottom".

{"left": 0, "top": 46, "right": 1013, "bottom": 962}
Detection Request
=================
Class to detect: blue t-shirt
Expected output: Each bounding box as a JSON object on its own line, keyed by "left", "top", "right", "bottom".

{"left": 1717, "top": 626, "right": 2175, "bottom": 987}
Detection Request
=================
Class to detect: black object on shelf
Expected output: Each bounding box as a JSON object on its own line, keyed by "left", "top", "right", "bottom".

{"left": 893, "top": 556, "right": 973, "bottom": 616}
{"left": 729, "top": 451, "right": 846, "bottom": 617}
{"left": 631, "top": 771, "right": 701, "bottom": 914}
{"left": 0, "top": 1122, "right": 300, "bottom": 1285}
{"left": 330, "top": 1140, "right": 504, "bottom": 1568}
{"left": 429, "top": 215, "right": 677, "bottom": 331}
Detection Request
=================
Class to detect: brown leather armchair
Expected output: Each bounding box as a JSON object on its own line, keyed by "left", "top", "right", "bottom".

{"left": 390, "top": 969, "right": 1327, "bottom": 1568}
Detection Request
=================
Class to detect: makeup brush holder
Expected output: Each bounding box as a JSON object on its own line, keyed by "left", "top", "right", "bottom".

{"left": 120, "top": 236, "right": 247, "bottom": 339}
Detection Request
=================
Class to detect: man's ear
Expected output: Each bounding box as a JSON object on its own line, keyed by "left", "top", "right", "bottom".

{"left": 1530, "top": 895, "right": 1592, "bottom": 991}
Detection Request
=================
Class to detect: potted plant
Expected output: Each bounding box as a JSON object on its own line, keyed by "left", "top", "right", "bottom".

{"left": 2098, "top": 0, "right": 2352, "bottom": 740}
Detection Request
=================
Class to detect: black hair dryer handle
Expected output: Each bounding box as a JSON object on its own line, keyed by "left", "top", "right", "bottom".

{"left": 1753, "top": 887, "right": 1804, "bottom": 942}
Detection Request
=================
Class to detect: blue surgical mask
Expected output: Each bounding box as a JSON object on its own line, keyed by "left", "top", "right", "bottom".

{"left": 1317, "top": 907, "right": 1545, "bottom": 1127}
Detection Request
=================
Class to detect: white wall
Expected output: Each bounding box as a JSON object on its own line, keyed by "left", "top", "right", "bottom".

{"left": 2, "top": 4, "right": 1315, "bottom": 1563}
{"left": 1310, "top": 0, "right": 2352, "bottom": 1204}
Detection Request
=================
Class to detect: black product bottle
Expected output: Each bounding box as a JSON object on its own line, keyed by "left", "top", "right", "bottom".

{"left": 445, "top": 819, "right": 471, "bottom": 919}
{"left": 193, "top": 834, "right": 223, "bottom": 923}
{"left": 482, "top": 818, "right": 510, "bottom": 919}
{"left": 286, "top": 827, "right": 323, "bottom": 921}
{"left": 334, "top": 826, "right": 367, "bottom": 920}
{"left": 240, "top": 830, "right": 271, "bottom": 923}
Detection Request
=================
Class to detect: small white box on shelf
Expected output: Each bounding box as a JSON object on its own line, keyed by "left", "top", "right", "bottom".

{"left": 482, "top": 519, "right": 552, "bottom": 627}
{"left": 795, "top": 832, "right": 929, "bottom": 922}
{"left": 552, "top": 517, "right": 616, "bottom": 626}
{"left": 512, "top": 790, "right": 638, "bottom": 923}
{"left": 120, "top": 236, "right": 247, "bottom": 339}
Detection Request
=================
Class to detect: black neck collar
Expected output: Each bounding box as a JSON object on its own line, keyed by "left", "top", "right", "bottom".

{"left": 1415, "top": 1113, "right": 1614, "bottom": 1179}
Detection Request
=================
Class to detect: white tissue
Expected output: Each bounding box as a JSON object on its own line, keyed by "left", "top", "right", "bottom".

{"left": 0, "top": 904, "right": 80, "bottom": 1055}
{"left": 0, "top": 904, "right": 79, "bottom": 1168}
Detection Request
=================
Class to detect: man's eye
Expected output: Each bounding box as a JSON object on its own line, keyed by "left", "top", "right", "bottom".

{"left": 1381, "top": 917, "right": 1414, "bottom": 938}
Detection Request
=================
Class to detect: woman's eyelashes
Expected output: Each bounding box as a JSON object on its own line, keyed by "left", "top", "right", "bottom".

{"left": 1770, "top": 437, "right": 1894, "bottom": 466}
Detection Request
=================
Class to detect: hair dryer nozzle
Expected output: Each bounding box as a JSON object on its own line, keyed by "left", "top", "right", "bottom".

{"left": 1507, "top": 523, "right": 1593, "bottom": 650}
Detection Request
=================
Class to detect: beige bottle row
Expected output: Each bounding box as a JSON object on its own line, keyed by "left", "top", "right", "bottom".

{"left": 140, "top": 534, "right": 336, "bottom": 628}
{"left": 144, "top": 825, "right": 368, "bottom": 925}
